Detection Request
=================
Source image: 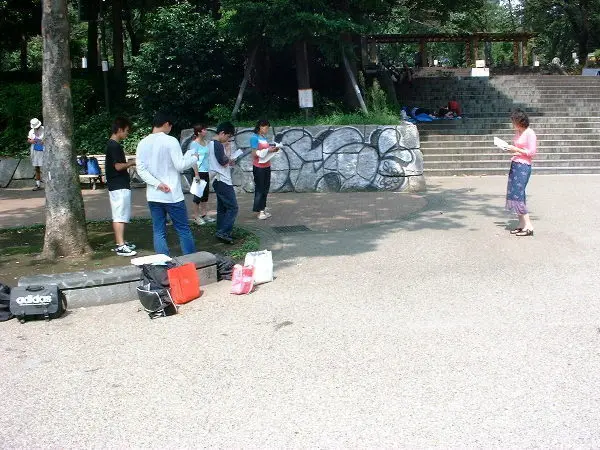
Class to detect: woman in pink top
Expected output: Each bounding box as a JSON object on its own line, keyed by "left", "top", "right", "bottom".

{"left": 505, "top": 109, "right": 537, "bottom": 236}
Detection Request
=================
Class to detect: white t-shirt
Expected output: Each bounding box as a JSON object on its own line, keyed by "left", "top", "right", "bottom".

{"left": 28, "top": 126, "right": 44, "bottom": 151}
{"left": 135, "top": 132, "right": 197, "bottom": 203}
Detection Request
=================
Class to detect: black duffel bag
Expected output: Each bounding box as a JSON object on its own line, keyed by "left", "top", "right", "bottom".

{"left": 10, "top": 284, "right": 67, "bottom": 323}
{"left": 0, "top": 282, "right": 13, "bottom": 322}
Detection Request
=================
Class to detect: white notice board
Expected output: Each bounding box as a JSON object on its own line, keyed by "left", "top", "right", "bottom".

{"left": 298, "top": 89, "right": 314, "bottom": 108}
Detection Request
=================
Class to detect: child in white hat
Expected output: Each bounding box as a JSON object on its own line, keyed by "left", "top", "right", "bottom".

{"left": 27, "top": 118, "right": 44, "bottom": 191}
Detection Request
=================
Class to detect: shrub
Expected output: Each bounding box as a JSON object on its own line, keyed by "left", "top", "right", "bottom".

{"left": 127, "top": 4, "right": 244, "bottom": 128}
{"left": 0, "top": 79, "right": 96, "bottom": 157}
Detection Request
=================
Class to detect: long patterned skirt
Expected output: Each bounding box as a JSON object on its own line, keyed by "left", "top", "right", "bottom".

{"left": 505, "top": 161, "right": 532, "bottom": 215}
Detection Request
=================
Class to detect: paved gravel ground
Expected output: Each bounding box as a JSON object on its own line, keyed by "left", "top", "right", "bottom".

{"left": 1, "top": 175, "right": 600, "bottom": 448}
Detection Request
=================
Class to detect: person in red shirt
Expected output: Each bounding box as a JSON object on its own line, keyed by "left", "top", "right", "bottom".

{"left": 448, "top": 99, "right": 461, "bottom": 117}
{"left": 250, "top": 119, "right": 279, "bottom": 220}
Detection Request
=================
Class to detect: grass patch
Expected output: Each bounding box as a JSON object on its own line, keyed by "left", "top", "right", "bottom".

{"left": 0, "top": 219, "right": 260, "bottom": 282}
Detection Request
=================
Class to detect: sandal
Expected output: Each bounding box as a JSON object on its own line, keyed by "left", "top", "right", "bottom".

{"left": 515, "top": 229, "right": 534, "bottom": 237}
{"left": 509, "top": 228, "right": 523, "bottom": 234}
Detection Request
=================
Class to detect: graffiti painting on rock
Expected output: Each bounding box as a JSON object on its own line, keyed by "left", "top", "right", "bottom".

{"left": 180, "top": 124, "right": 423, "bottom": 193}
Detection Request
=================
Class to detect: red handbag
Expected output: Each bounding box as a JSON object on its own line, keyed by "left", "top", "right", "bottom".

{"left": 167, "top": 263, "right": 200, "bottom": 304}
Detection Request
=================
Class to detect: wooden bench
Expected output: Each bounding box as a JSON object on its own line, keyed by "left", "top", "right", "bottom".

{"left": 78, "top": 154, "right": 136, "bottom": 189}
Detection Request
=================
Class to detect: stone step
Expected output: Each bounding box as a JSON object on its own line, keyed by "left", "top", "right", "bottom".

{"left": 409, "top": 75, "right": 600, "bottom": 176}
{"left": 420, "top": 130, "right": 600, "bottom": 140}
{"left": 418, "top": 117, "right": 600, "bottom": 125}
{"left": 420, "top": 141, "right": 600, "bottom": 150}
{"left": 442, "top": 112, "right": 600, "bottom": 118}
{"left": 425, "top": 159, "right": 600, "bottom": 170}
{"left": 404, "top": 104, "right": 600, "bottom": 112}
{"left": 417, "top": 127, "right": 600, "bottom": 135}
{"left": 425, "top": 152, "right": 600, "bottom": 162}
{"left": 416, "top": 124, "right": 600, "bottom": 132}
{"left": 424, "top": 166, "right": 600, "bottom": 176}
{"left": 421, "top": 146, "right": 600, "bottom": 158}
{"left": 399, "top": 94, "right": 600, "bottom": 106}
{"left": 402, "top": 90, "right": 600, "bottom": 97}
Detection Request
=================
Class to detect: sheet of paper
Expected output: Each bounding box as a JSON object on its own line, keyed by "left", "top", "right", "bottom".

{"left": 130, "top": 254, "right": 172, "bottom": 266}
{"left": 493, "top": 137, "right": 509, "bottom": 151}
{"left": 258, "top": 151, "right": 278, "bottom": 164}
{"left": 230, "top": 149, "right": 244, "bottom": 160}
{"left": 190, "top": 178, "right": 207, "bottom": 197}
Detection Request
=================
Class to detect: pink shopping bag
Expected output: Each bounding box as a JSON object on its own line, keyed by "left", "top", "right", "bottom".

{"left": 231, "top": 264, "right": 254, "bottom": 295}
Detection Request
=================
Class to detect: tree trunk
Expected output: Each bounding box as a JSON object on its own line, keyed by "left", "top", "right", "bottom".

{"left": 86, "top": 0, "right": 99, "bottom": 69}
{"left": 577, "top": 8, "right": 590, "bottom": 63}
{"left": 112, "top": 0, "right": 124, "bottom": 74}
{"left": 341, "top": 34, "right": 360, "bottom": 110}
{"left": 295, "top": 40, "right": 311, "bottom": 90}
{"left": 123, "top": 0, "right": 140, "bottom": 56}
{"left": 41, "top": 0, "right": 92, "bottom": 260}
{"left": 20, "top": 33, "right": 28, "bottom": 71}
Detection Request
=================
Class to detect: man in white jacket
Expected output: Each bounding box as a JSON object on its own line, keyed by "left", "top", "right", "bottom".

{"left": 136, "top": 112, "right": 198, "bottom": 255}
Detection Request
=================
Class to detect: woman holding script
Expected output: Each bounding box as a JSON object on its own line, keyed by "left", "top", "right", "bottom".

{"left": 250, "top": 119, "right": 280, "bottom": 220}
{"left": 505, "top": 109, "right": 537, "bottom": 237}
{"left": 190, "top": 124, "right": 215, "bottom": 225}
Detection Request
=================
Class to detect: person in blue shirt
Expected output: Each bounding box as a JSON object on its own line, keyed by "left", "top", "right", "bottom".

{"left": 189, "top": 124, "right": 215, "bottom": 225}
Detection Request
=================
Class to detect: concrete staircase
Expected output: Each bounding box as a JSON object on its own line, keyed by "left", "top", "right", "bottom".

{"left": 398, "top": 75, "right": 600, "bottom": 176}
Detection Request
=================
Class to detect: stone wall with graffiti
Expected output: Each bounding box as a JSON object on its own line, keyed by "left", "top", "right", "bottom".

{"left": 180, "top": 123, "right": 424, "bottom": 193}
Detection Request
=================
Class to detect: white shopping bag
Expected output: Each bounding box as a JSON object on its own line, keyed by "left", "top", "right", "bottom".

{"left": 190, "top": 178, "right": 207, "bottom": 197}
{"left": 244, "top": 250, "right": 273, "bottom": 284}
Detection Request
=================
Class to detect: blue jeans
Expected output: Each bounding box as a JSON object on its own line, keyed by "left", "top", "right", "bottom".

{"left": 148, "top": 200, "right": 196, "bottom": 256}
{"left": 213, "top": 180, "right": 238, "bottom": 239}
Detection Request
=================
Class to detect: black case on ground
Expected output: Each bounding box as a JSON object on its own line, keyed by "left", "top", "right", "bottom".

{"left": 9, "top": 284, "right": 67, "bottom": 322}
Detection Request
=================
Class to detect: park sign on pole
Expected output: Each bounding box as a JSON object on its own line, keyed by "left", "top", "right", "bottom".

{"left": 298, "top": 89, "right": 314, "bottom": 109}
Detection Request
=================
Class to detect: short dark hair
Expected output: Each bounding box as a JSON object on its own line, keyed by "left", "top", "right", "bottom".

{"left": 152, "top": 112, "right": 173, "bottom": 128}
{"left": 253, "top": 119, "right": 270, "bottom": 134}
{"left": 111, "top": 117, "right": 132, "bottom": 134}
{"left": 216, "top": 121, "right": 235, "bottom": 136}
{"left": 192, "top": 124, "right": 208, "bottom": 137}
{"left": 511, "top": 109, "right": 529, "bottom": 128}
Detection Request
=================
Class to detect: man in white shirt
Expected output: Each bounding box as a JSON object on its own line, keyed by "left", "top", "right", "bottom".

{"left": 136, "top": 112, "right": 198, "bottom": 255}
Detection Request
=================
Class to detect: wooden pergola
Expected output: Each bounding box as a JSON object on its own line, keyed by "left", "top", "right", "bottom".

{"left": 363, "top": 32, "right": 537, "bottom": 67}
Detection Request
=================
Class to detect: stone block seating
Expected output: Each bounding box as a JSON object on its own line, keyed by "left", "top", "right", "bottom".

{"left": 17, "top": 251, "right": 217, "bottom": 309}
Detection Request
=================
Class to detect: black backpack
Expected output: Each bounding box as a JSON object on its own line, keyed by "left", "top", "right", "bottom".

{"left": 137, "top": 262, "right": 178, "bottom": 319}
{"left": 0, "top": 283, "right": 13, "bottom": 322}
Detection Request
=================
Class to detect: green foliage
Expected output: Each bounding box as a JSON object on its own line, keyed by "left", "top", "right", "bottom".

{"left": 0, "top": 79, "right": 96, "bottom": 157}
{"left": 221, "top": 0, "right": 397, "bottom": 61}
{"left": 524, "top": 0, "right": 600, "bottom": 63}
{"left": 366, "top": 80, "right": 391, "bottom": 113}
{"left": 0, "top": 82, "right": 41, "bottom": 157}
{"left": 127, "top": 3, "right": 244, "bottom": 127}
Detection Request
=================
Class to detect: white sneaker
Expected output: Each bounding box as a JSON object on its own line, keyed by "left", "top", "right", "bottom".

{"left": 194, "top": 216, "right": 207, "bottom": 225}
{"left": 258, "top": 212, "right": 268, "bottom": 220}
{"left": 116, "top": 244, "right": 137, "bottom": 257}
{"left": 203, "top": 216, "right": 216, "bottom": 223}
